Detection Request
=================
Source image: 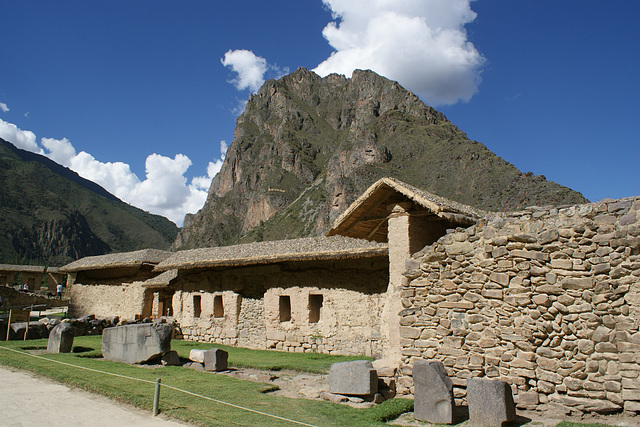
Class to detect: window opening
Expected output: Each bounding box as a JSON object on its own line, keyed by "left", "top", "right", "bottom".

{"left": 193, "top": 295, "right": 202, "bottom": 318}
{"left": 279, "top": 295, "right": 291, "bottom": 322}
{"left": 214, "top": 295, "right": 224, "bottom": 318}
{"left": 309, "top": 294, "right": 323, "bottom": 323}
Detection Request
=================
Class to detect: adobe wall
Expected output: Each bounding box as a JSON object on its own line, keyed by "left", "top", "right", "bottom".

{"left": 173, "top": 257, "right": 390, "bottom": 356}
{"left": 67, "top": 267, "right": 159, "bottom": 319}
{"left": 398, "top": 197, "right": 640, "bottom": 415}
{"left": 68, "top": 283, "right": 149, "bottom": 319}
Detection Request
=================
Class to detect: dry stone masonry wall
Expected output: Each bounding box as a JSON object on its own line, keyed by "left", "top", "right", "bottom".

{"left": 398, "top": 197, "right": 640, "bottom": 415}
{"left": 175, "top": 258, "right": 389, "bottom": 357}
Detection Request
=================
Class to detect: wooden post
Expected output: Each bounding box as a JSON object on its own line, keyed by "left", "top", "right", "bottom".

{"left": 153, "top": 377, "right": 161, "bottom": 416}
{"left": 6, "top": 309, "right": 30, "bottom": 341}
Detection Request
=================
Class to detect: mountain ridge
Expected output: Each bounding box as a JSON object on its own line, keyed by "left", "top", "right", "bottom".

{"left": 174, "top": 68, "right": 587, "bottom": 249}
{"left": 0, "top": 137, "right": 179, "bottom": 266}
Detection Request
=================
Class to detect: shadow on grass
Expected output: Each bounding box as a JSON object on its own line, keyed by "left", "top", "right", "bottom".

{"left": 511, "top": 414, "right": 534, "bottom": 426}
{"left": 18, "top": 346, "right": 47, "bottom": 351}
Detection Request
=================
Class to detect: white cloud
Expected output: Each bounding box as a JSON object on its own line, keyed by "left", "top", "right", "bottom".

{"left": 190, "top": 140, "right": 228, "bottom": 191}
{"left": 221, "top": 50, "right": 289, "bottom": 100}
{"left": 0, "top": 118, "right": 228, "bottom": 227}
{"left": 125, "top": 154, "right": 193, "bottom": 220}
{"left": 70, "top": 151, "right": 141, "bottom": 201}
{"left": 0, "top": 118, "right": 42, "bottom": 153}
{"left": 221, "top": 49, "right": 269, "bottom": 93}
{"left": 314, "top": 0, "right": 485, "bottom": 105}
{"left": 0, "top": 102, "right": 9, "bottom": 113}
{"left": 67, "top": 151, "right": 216, "bottom": 226}
{"left": 41, "top": 137, "right": 76, "bottom": 167}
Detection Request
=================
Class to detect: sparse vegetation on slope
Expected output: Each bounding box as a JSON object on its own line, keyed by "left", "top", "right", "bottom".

{"left": 0, "top": 138, "right": 178, "bottom": 265}
{"left": 176, "top": 68, "right": 587, "bottom": 249}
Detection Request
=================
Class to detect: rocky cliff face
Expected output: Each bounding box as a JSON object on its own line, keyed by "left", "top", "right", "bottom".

{"left": 10, "top": 210, "right": 111, "bottom": 262}
{"left": 175, "top": 68, "right": 587, "bottom": 249}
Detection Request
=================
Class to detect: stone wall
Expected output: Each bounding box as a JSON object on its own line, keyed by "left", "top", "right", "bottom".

{"left": 68, "top": 283, "right": 149, "bottom": 319}
{"left": 398, "top": 197, "right": 640, "bottom": 415}
{"left": 0, "top": 286, "right": 68, "bottom": 309}
{"left": 174, "top": 257, "right": 390, "bottom": 356}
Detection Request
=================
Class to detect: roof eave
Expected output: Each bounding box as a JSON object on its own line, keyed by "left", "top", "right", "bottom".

{"left": 154, "top": 247, "right": 389, "bottom": 272}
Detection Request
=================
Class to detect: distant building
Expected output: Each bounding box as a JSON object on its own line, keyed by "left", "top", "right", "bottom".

{"left": 0, "top": 264, "right": 65, "bottom": 293}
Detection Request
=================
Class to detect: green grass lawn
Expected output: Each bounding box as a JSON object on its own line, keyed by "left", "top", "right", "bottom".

{"left": 171, "top": 339, "right": 374, "bottom": 374}
{"left": 0, "top": 336, "right": 412, "bottom": 426}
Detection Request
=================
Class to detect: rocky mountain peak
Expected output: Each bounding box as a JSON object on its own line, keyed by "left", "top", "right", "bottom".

{"left": 174, "top": 69, "right": 586, "bottom": 250}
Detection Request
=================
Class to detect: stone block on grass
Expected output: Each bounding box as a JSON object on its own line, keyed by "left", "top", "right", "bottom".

{"left": 413, "top": 360, "right": 455, "bottom": 424}
{"left": 184, "top": 361, "right": 204, "bottom": 371}
{"left": 46, "top": 322, "right": 74, "bottom": 353}
{"left": 204, "top": 348, "right": 228, "bottom": 372}
{"left": 329, "top": 360, "right": 378, "bottom": 396}
{"left": 189, "top": 349, "right": 206, "bottom": 363}
{"left": 467, "top": 378, "right": 516, "bottom": 427}
{"left": 161, "top": 350, "right": 181, "bottom": 366}
{"left": 9, "top": 322, "right": 49, "bottom": 340}
{"left": 102, "top": 323, "right": 172, "bottom": 364}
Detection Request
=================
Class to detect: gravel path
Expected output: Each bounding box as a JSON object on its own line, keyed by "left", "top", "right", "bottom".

{"left": 0, "top": 366, "right": 189, "bottom": 426}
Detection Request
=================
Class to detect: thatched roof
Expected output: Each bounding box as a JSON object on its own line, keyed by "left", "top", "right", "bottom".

{"left": 327, "top": 177, "right": 485, "bottom": 242}
{"left": 61, "top": 249, "right": 172, "bottom": 272}
{"left": 142, "top": 269, "right": 178, "bottom": 288}
{"left": 0, "top": 264, "right": 46, "bottom": 273}
{"left": 155, "top": 236, "right": 388, "bottom": 271}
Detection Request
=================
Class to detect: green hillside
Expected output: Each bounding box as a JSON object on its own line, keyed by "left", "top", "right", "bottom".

{"left": 0, "top": 138, "right": 178, "bottom": 266}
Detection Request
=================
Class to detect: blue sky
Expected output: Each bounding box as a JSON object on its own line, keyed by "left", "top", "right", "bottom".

{"left": 1, "top": 1, "right": 638, "bottom": 226}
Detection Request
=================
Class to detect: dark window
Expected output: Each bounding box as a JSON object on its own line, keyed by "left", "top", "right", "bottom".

{"left": 193, "top": 295, "right": 202, "bottom": 318}
{"left": 279, "top": 295, "right": 291, "bottom": 322}
{"left": 214, "top": 295, "right": 224, "bottom": 318}
{"left": 309, "top": 294, "right": 323, "bottom": 323}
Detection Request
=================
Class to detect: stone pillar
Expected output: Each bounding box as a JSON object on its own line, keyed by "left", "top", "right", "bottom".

{"left": 46, "top": 273, "right": 58, "bottom": 293}
{"left": 151, "top": 291, "right": 160, "bottom": 317}
{"left": 383, "top": 203, "right": 445, "bottom": 363}
{"left": 382, "top": 202, "right": 413, "bottom": 363}
{"left": 66, "top": 272, "right": 76, "bottom": 287}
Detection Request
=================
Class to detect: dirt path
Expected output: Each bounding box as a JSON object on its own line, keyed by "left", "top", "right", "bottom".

{"left": 0, "top": 366, "right": 189, "bottom": 426}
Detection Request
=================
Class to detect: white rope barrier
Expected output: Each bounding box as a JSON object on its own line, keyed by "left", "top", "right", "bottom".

{"left": 0, "top": 344, "right": 318, "bottom": 427}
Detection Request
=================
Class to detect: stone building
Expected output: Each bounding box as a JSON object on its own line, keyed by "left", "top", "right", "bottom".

{"left": 0, "top": 264, "right": 65, "bottom": 293}
{"left": 152, "top": 236, "right": 389, "bottom": 356}
{"left": 326, "top": 177, "right": 482, "bottom": 361}
{"left": 63, "top": 249, "right": 172, "bottom": 318}
{"left": 62, "top": 177, "right": 640, "bottom": 414}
